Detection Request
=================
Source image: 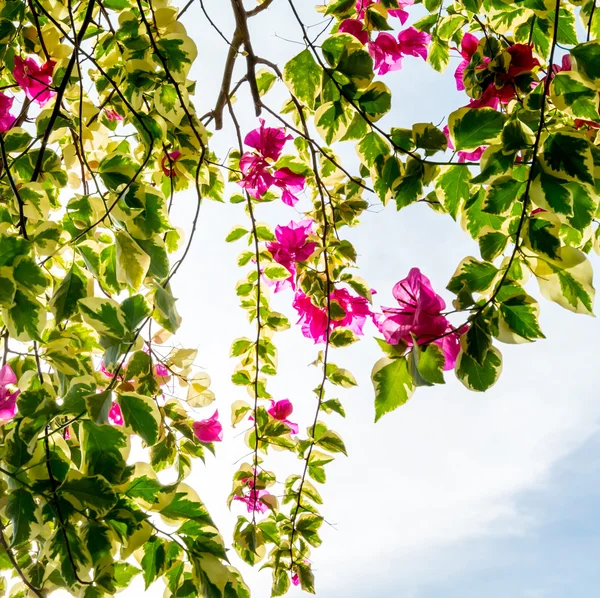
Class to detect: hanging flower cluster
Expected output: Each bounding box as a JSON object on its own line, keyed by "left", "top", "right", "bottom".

{"left": 375, "top": 269, "right": 463, "bottom": 370}
{"left": 238, "top": 119, "right": 306, "bottom": 205}
{"left": 0, "top": 365, "right": 19, "bottom": 422}
{"left": 338, "top": 0, "right": 430, "bottom": 76}
{"left": 265, "top": 220, "right": 317, "bottom": 291}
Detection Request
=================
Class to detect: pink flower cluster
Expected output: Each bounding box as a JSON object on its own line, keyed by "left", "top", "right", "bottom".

{"left": 293, "top": 287, "right": 373, "bottom": 344}
{"left": 233, "top": 473, "right": 273, "bottom": 514}
{"left": 374, "top": 268, "right": 463, "bottom": 370}
{"left": 446, "top": 37, "right": 541, "bottom": 162}
{"left": 338, "top": 1, "right": 430, "bottom": 75}
{"left": 13, "top": 56, "right": 55, "bottom": 106}
{"left": 268, "top": 399, "right": 298, "bottom": 434}
{"left": 265, "top": 220, "right": 317, "bottom": 292}
{"left": 0, "top": 364, "right": 19, "bottom": 422}
{"left": 238, "top": 119, "right": 306, "bottom": 206}
{"left": 0, "top": 93, "right": 15, "bottom": 133}
{"left": 193, "top": 410, "right": 223, "bottom": 442}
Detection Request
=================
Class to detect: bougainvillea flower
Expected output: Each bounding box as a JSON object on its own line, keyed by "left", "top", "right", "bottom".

{"left": 266, "top": 220, "right": 316, "bottom": 290}
{"left": 267, "top": 220, "right": 316, "bottom": 270}
{"left": 193, "top": 410, "right": 223, "bottom": 442}
{"left": 105, "top": 109, "right": 123, "bottom": 122}
{"left": 108, "top": 402, "right": 124, "bottom": 426}
{"left": 244, "top": 118, "right": 292, "bottom": 161}
{"left": 368, "top": 32, "right": 404, "bottom": 75}
{"left": 268, "top": 399, "right": 299, "bottom": 434}
{"left": 551, "top": 53, "right": 572, "bottom": 75}
{"left": 292, "top": 572, "right": 300, "bottom": 586}
{"left": 505, "top": 44, "right": 539, "bottom": 78}
{"left": 574, "top": 118, "right": 600, "bottom": 130}
{"left": 397, "top": 27, "right": 431, "bottom": 60}
{"left": 468, "top": 86, "right": 500, "bottom": 110}
{"left": 293, "top": 288, "right": 373, "bottom": 343}
{"left": 0, "top": 364, "right": 19, "bottom": 421}
{"left": 154, "top": 363, "right": 169, "bottom": 378}
{"left": 233, "top": 488, "right": 271, "bottom": 514}
{"left": 0, "top": 93, "right": 15, "bottom": 132}
{"left": 273, "top": 168, "right": 306, "bottom": 206}
{"left": 238, "top": 153, "right": 274, "bottom": 199}
{"left": 374, "top": 268, "right": 462, "bottom": 370}
{"left": 161, "top": 150, "right": 181, "bottom": 177}
{"left": 389, "top": 0, "right": 414, "bottom": 23}
{"left": 454, "top": 32, "right": 479, "bottom": 91}
{"left": 339, "top": 19, "right": 369, "bottom": 45}
{"left": 13, "top": 56, "right": 56, "bottom": 106}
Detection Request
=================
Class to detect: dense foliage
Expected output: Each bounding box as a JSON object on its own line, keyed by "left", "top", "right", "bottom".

{"left": 0, "top": 0, "right": 597, "bottom": 595}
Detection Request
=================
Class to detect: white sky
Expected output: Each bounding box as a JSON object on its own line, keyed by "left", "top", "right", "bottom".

{"left": 92, "top": 1, "right": 600, "bottom": 596}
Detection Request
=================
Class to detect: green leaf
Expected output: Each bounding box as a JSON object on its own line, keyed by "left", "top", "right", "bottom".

{"left": 540, "top": 132, "right": 594, "bottom": 186}
{"left": 6, "top": 489, "right": 36, "bottom": 547}
{"left": 13, "top": 255, "right": 47, "bottom": 295}
{"left": 59, "top": 472, "right": 118, "bottom": 516}
{"left": 115, "top": 231, "right": 151, "bottom": 291}
{"left": 51, "top": 265, "right": 87, "bottom": 323}
{"left": 534, "top": 247, "right": 595, "bottom": 315}
{"left": 436, "top": 165, "right": 471, "bottom": 219}
{"left": 463, "top": 316, "right": 492, "bottom": 366}
{"left": 315, "top": 101, "right": 350, "bottom": 144}
{"left": 120, "top": 294, "right": 151, "bottom": 332}
{"left": 570, "top": 40, "right": 600, "bottom": 84}
{"left": 412, "top": 343, "right": 446, "bottom": 385}
{"left": 4, "top": 290, "right": 46, "bottom": 341}
{"left": 225, "top": 226, "right": 248, "bottom": 242}
{"left": 479, "top": 232, "right": 508, "bottom": 261}
{"left": 531, "top": 170, "right": 573, "bottom": 215}
{"left": 498, "top": 287, "right": 545, "bottom": 341}
{"left": 313, "top": 423, "right": 347, "bottom": 455}
{"left": 141, "top": 536, "right": 167, "bottom": 589}
{"left": 78, "top": 297, "right": 128, "bottom": 339}
{"left": 283, "top": 49, "right": 323, "bottom": 110}
{"left": 448, "top": 107, "right": 507, "bottom": 150}
{"left": 81, "top": 421, "right": 129, "bottom": 484}
{"left": 550, "top": 71, "right": 600, "bottom": 121}
{"left": 296, "top": 561, "right": 316, "bottom": 594}
{"left": 483, "top": 176, "right": 523, "bottom": 215}
{"left": 394, "top": 159, "right": 424, "bottom": 209}
{"left": 372, "top": 356, "right": 415, "bottom": 422}
{"left": 455, "top": 346, "right": 503, "bottom": 391}
{"left": 357, "top": 81, "right": 392, "bottom": 122}
{"left": 527, "top": 216, "right": 560, "bottom": 259}
{"left": 118, "top": 392, "right": 160, "bottom": 446}
{"left": 357, "top": 131, "right": 390, "bottom": 169}
{"left": 296, "top": 514, "right": 323, "bottom": 547}
{"left": 447, "top": 257, "right": 498, "bottom": 295}
{"left": 154, "top": 83, "right": 184, "bottom": 126}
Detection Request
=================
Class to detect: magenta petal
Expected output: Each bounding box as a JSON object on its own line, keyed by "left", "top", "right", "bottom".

{"left": 460, "top": 32, "right": 479, "bottom": 59}
{"left": 339, "top": 19, "right": 369, "bottom": 44}
{"left": 193, "top": 410, "right": 223, "bottom": 442}
{"left": 268, "top": 399, "right": 294, "bottom": 420}
{"left": 458, "top": 146, "right": 486, "bottom": 163}
{"left": 454, "top": 59, "right": 468, "bottom": 91}
{"left": 397, "top": 27, "right": 430, "bottom": 60}
{"left": 244, "top": 118, "right": 292, "bottom": 161}
{"left": 434, "top": 330, "right": 462, "bottom": 371}
{"left": 0, "top": 364, "right": 17, "bottom": 387}
{"left": 389, "top": 8, "right": 410, "bottom": 23}
{"left": 108, "top": 402, "right": 124, "bottom": 426}
{"left": 0, "top": 390, "right": 18, "bottom": 421}
{"left": 368, "top": 32, "right": 403, "bottom": 75}
{"left": 13, "top": 57, "right": 56, "bottom": 106}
